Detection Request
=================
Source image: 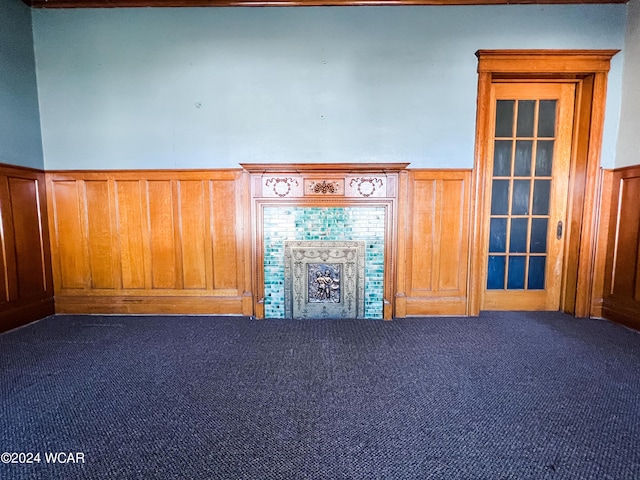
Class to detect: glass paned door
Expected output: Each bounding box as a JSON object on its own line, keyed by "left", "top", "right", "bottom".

{"left": 483, "top": 83, "right": 575, "bottom": 311}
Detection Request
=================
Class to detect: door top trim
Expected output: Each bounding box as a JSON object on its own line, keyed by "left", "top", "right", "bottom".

{"left": 476, "top": 50, "right": 619, "bottom": 74}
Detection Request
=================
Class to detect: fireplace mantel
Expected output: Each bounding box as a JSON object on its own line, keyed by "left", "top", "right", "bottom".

{"left": 240, "top": 163, "right": 410, "bottom": 174}
{"left": 242, "top": 163, "right": 409, "bottom": 201}
{"left": 243, "top": 163, "right": 406, "bottom": 320}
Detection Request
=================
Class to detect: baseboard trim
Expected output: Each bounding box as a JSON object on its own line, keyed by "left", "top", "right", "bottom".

{"left": 403, "top": 297, "right": 468, "bottom": 316}
{"left": 602, "top": 296, "right": 640, "bottom": 331}
{"left": 0, "top": 297, "right": 55, "bottom": 333}
{"left": 54, "top": 295, "right": 246, "bottom": 315}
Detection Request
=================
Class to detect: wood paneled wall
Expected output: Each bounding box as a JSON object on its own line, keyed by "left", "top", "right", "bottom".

{"left": 46, "top": 170, "right": 251, "bottom": 314}
{"left": 0, "top": 164, "right": 54, "bottom": 332}
{"left": 601, "top": 164, "right": 640, "bottom": 329}
{"left": 44, "top": 167, "right": 472, "bottom": 318}
{"left": 396, "top": 170, "right": 472, "bottom": 316}
{"left": 11, "top": 164, "right": 634, "bottom": 322}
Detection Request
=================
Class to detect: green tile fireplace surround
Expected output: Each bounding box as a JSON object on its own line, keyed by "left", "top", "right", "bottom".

{"left": 263, "top": 206, "right": 385, "bottom": 319}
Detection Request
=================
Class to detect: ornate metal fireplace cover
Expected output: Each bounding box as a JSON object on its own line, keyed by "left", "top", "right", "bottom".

{"left": 284, "top": 241, "right": 365, "bottom": 319}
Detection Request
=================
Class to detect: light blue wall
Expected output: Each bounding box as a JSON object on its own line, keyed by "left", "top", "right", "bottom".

{"left": 616, "top": 0, "right": 640, "bottom": 168}
{"left": 32, "top": 5, "right": 626, "bottom": 170}
{"left": 0, "top": 0, "right": 43, "bottom": 169}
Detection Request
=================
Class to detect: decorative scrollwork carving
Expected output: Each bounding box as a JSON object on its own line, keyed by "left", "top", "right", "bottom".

{"left": 310, "top": 180, "right": 339, "bottom": 194}
{"left": 349, "top": 177, "right": 384, "bottom": 197}
{"left": 265, "top": 177, "right": 298, "bottom": 197}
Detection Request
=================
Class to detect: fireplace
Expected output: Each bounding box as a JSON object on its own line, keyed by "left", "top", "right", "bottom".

{"left": 263, "top": 207, "right": 384, "bottom": 318}
{"left": 242, "top": 162, "right": 407, "bottom": 320}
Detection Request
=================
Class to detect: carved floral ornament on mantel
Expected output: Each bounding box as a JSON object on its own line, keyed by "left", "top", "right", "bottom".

{"left": 265, "top": 177, "right": 299, "bottom": 197}
{"left": 349, "top": 177, "right": 384, "bottom": 197}
{"left": 307, "top": 180, "right": 343, "bottom": 195}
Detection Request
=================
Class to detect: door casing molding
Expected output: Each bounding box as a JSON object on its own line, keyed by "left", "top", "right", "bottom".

{"left": 468, "top": 49, "right": 619, "bottom": 317}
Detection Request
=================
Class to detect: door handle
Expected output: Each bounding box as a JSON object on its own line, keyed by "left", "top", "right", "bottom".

{"left": 556, "top": 221, "right": 563, "bottom": 240}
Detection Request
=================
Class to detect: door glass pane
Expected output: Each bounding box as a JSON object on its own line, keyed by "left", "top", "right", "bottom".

{"left": 495, "top": 100, "right": 515, "bottom": 137}
{"left": 528, "top": 257, "right": 546, "bottom": 289}
{"left": 509, "top": 218, "right": 528, "bottom": 253}
{"left": 487, "top": 255, "right": 506, "bottom": 289}
{"left": 516, "top": 100, "right": 535, "bottom": 137}
{"left": 514, "top": 140, "right": 532, "bottom": 176}
{"left": 512, "top": 180, "right": 530, "bottom": 215}
{"left": 530, "top": 218, "right": 548, "bottom": 253}
{"left": 535, "top": 140, "right": 554, "bottom": 176}
{"left": 507, "top": 256, "right": 526, "bottom": 289}
{"left": 538, "top": 100, "right": 556, "bottom": 137}
{"left": 532, "top": 180, "right": 551, "bottom": 215}
{"left": 493, "top": 140, "right": 512, "bottom": 176}
{"left": 489, "top": 218, "right": 507, "bottom": 253}
{"left": 491, "top": 180, "right": 510, "bottom": 215}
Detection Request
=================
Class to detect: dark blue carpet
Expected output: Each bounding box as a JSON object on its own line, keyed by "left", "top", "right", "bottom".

{"left": 1, "top": 312, "right": 639, "bottom": 479}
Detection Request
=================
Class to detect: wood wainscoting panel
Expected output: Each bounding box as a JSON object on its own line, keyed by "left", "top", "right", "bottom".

{"left": 115, "top": 180, "right": 146, "bottom": 289}
{"left": 147, "top": 180, "right": 177, "bottom": 289}
{"left": 602, "top": 164, "right": 640, "bottom": 330}
{"left": 8, "top": 177, "right": 47, "bottom": 297}
{"left": 46, "top": 170, "right": 247, "bottom": 315}
{"left": 211, "top": 179, "right": 239, "bottom": 290}
{"left": 399, "top": 169, "right": 471, "bottom": 316}
{"left": 0, "top": 164, "right": 54, "bottom": 332}
{"left": 50, "top": 180, "right": 88, "bottom": 289}
{"left": 178, "top": 180, "right": 209, "bottom": 290}
{"left": 85, "top": 180, "right": 117, "bottom": 289}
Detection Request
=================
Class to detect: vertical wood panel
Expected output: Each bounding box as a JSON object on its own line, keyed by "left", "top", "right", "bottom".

{"left": 85, "top": 180, "right": 115, "bottom": 289}
{"left": 410, "top": 179, "right": 436, "bottom": 291}
{"left": 0, "top": 209, "right": 8, "bottom": 302}
{"left": 635, "top": 238, "right": 640, "bottom": 303}
{"left": 52, "top": 181, "right": 87, "bottom": 289}
{"left": 178, "top": 180, "right": 207, "bottom": 289}
{"left": 147, "top": 180, "right": 176, "bottom": 289}
{"left": 211, "top": 179, "right": 238, "bottom": 290}
{"left": 439, "top": 179, "right": 466, "bottom": 291}
{"left": 1, "top": 165, "right": 54, "bottom": 332}
{"left": 0, "top": 175, "right": 15, "bottom": 303}
{"left": 8, "top": 178, "right": 46, "bottom": 297}
{"left": 612, "top": 177, "right": 640, "bottom": 298}
{"left": 403, "top": 170, "right": 471, "bottom": 315}
{"left": 602, "top": 165, "right": 640, "bottom": 330}
{"left": 115, "top": 180, "right": 146, "bottom": 289}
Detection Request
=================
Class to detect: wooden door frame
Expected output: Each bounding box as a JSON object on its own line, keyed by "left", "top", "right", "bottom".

{"left": 468, "top": 50, "right": 619, "bottom": 317}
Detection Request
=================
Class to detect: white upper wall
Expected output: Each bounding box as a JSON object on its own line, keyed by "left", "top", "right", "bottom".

{"left": 32, "top": 5, "right": 626, "bottom": 170}
{"left": 616, "top": 0, "right": 640, "bottom": 168}
{"left": 0, "top": 0, "right": 43, "bottom": 169}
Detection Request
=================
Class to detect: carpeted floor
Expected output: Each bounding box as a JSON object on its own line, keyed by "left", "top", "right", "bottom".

{"left": 1, "top": 311, "right": 639, "bottom": 479}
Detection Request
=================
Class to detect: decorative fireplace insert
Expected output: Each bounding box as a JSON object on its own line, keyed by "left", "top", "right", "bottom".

{"left": 284, "top": 241, "right": 365, "bottom": 319}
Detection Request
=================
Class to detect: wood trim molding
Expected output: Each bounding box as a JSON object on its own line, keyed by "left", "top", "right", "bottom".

{"left": 590, "top": 168, "right": 614, "bottom": 318}
{"left": 24, "top": 0, "right": 629, "bottom": 8}
{"left": 469, "top": 49, "right": 618, "bottom": 317}
{"left": 477, "top": 50, "right": 621, "bottom": 74}
{"left": 240, "top": 163, "right": 410, "bottom": 174}
{"left": 0, "top": 298, "right": 55, "bottom": 333}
